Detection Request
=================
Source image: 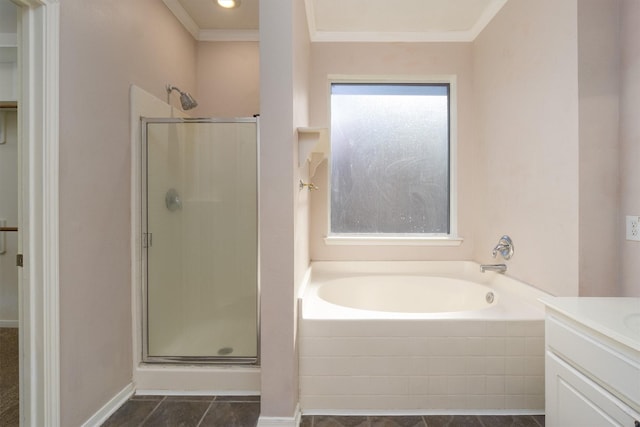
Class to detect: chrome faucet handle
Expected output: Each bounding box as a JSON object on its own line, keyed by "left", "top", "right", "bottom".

{"left": 492, "top": 235, "right": 514, "bottom": 260}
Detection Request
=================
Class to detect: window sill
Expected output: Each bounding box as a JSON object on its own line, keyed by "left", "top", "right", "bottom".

{"left": 324, "top": 235, "right": 464, "bottom": 246}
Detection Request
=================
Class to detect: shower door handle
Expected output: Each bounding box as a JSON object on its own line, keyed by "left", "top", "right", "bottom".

{"left": 143, "top": 232, "right": 153, "bottom": 248}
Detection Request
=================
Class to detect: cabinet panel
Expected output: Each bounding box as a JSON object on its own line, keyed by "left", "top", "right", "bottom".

{"left": 547, "top": 351, "right": 640, "bottom": 427}
{"left": 546, "top": 315, "right": 640, "bottom": 409}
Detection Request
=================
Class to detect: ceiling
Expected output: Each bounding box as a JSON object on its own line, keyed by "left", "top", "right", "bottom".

{"left": 163, "top": 0, "right": 508, "bottom": 42}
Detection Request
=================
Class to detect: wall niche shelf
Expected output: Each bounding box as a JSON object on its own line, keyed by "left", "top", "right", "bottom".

{"left": 297, "top": 127, "right": 329, "bottom": 178}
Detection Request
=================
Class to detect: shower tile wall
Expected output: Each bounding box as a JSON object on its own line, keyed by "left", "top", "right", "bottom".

{"left": 300, "top": 319, "right": 545, "bottom": 412}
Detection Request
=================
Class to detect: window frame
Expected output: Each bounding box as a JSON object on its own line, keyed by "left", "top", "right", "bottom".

{"left": 325, "top": 75, "right": 461, "bottom": 246}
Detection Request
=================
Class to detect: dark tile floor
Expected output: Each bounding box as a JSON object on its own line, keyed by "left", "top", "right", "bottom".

{"left": 0, "top": 328, "right": 19, "bottom": 427}
{"left": 102, "top": 395, "right": 544, "bottom": 427}
{"left": 301, "top": 414, "right": 545, "bottom": 427}
{"left": 101, "top": 395, "right": 260, "bottom": 427}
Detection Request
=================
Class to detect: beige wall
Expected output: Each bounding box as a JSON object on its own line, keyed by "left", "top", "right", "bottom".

{"left": 308, "top": 42, "right": 476, "bottom": 261}
{"left": 577, "top": 0, "right": 621, "bottom": 296}
{"left": 473, "top": 0, "right": 580, "bottom": 296}
{"left": 196, "top": 41, "right": 259, "bottom": 117}
{"left": 259, "top": 0, "right": 310, "bottom": 419}
{"left": 59, "top": 0, "right": 196, "bottom": 425}
{"left": 294, "top": 0, "right": 312, "bottom": 294}
{"left": 472, "top": 0, "right": 623, "bottom": 297}
{"left": 620, "top": 0, "right": 640, "bottom": 296}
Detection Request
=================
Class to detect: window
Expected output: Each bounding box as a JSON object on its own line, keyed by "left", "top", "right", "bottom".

{"left": 330, "top": 82, "right": 452, "bottom": 238}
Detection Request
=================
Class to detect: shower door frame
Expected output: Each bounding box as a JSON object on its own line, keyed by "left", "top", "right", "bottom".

{"left": 140, "top": 116, "right": 260, "bottom": 365}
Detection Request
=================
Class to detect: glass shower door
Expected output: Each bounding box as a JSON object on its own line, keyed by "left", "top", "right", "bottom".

{"left": 142, "top": 118, "right": 258, "bottom": 363}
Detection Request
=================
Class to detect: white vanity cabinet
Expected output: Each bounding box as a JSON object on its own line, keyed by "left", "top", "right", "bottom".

{"left": 542, "top": 298, "right": 640, "bottom": 427}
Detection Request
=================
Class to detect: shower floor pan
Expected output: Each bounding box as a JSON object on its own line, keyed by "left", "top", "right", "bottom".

{"left": 145, "top": 301, "right": 258, "bottom": 364}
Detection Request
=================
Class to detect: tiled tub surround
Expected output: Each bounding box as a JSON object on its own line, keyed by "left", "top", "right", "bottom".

{"left": 299, "top": 262, "right": 549, "bottom": 413}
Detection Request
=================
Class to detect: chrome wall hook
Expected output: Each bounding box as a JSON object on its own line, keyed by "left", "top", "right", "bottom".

{"left": 299, "top": 180, "right": 319, "bottom": 191}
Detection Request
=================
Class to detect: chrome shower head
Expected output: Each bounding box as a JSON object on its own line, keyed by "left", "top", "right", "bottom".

{"left": 166, "top": 84, "right": 198, "bottom": 111}
{"left": 179, "top": 91, "right": 198, "bottom": 110}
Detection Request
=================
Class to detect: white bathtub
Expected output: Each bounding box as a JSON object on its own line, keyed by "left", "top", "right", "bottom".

{"left": 299, "top": 261, "right": 550, "bottom": 414}
{"left": 317, "top": 276, "right": 495, "bottom": 314}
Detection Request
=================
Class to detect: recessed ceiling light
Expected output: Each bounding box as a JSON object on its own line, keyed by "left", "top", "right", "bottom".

{"left": 217, "top": 0, "right": 240, "bottom": 8}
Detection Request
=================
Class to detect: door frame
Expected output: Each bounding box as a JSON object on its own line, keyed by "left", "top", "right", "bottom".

{"left": 12, "top": 0, "right": 60, "bottom": 425}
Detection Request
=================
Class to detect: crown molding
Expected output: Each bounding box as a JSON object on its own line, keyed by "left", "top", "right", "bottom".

{"left": 162, "top": 0, "right": 199, "bottom": 40}
{"left": 304, "top": 0, "right": 508, "bottom": 43}
{"left": 199, "top": 29, "right": 259, "bottom": 42}
{"left": 468, "top": 0, "right": 508, "bottom": 40}
{"left": 310, "top": 30, "right": 477, "bottom": 43}
{"left": 164, "top": 0, "right": 507, "bottom": 43}
{"left": 304, "top": 0, "right": 317, "bottom": 43}
{"left": 163, "top": 0, "right": 258, "bottom": 42}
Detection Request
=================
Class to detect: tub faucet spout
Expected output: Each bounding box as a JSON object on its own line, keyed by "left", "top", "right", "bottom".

{"left": 480, "top": 264, "right": 507, "bottom": 274}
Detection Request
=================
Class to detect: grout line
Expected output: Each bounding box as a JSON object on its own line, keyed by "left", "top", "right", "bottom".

{"left": 195, "top": 400, "right": 215, "bottom": 427}
{"left": 137, "top": 396, "right": 166, "bottom": 427}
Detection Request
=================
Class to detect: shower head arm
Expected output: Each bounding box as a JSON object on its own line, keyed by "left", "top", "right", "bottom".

{"left": 165, "top": 84, "right": 198, "bottom": 111}
{"left": 166, "top": 84, "right": 184, "bottom": 104}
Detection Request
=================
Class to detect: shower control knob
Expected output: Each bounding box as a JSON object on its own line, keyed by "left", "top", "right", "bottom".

{"left": 165, "top": 188, "right": 182, "bottom": 211}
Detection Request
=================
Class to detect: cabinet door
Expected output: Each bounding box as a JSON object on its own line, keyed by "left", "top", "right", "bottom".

{"left": 546, "top": 352, "right": 640, "bottom": 427}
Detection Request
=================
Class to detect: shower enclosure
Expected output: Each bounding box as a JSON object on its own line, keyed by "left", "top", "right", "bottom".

{"left": 141, "top": 117, "right": 258, "bottom": 364}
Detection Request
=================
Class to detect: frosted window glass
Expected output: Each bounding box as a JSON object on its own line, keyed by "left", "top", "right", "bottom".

{"left": 330, "top": 83, "right": 450, "bottom": 234}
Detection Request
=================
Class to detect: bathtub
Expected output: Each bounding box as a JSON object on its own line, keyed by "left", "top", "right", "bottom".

{"left": 299, "top": 261, "right": 550, "bottom": 414}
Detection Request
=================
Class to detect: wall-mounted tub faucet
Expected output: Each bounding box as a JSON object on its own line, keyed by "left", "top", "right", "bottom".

{"left": 481, "top": 235, "right": 514, "bottom": 274}
{"left": 492, "top": 235, "right": 514, "bottom": 260}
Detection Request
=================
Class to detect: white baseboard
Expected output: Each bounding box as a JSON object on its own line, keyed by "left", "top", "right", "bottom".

{"left": 135, "top": 389, "right": 260, "bottom": 396}
{"left": 301, "top": 409, "right": 546, "bottom": 416}
{"left": 0, "top": 320, "right": 18, "bottom": 328}
{"left": 81, "top": 382, "right": 134, "bottom": 427}
{"left": 257, "top": 403, "right": 301, "bottom": 427}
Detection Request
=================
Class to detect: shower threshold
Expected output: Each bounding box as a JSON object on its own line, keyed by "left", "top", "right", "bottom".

{"left": 143, "top": 355, "right": 258, "bottom": 365}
